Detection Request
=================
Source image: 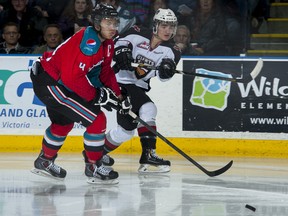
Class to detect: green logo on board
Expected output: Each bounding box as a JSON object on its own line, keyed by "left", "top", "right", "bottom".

{"left": 190, "top": 69, "right": 231, "bottom": 111}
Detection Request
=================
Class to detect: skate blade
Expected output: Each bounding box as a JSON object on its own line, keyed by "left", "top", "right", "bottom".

{"left": 87, "top": 177, "right": 119, "bottom": 185}
{"left": 31, "top": 168, "right": 65, "bottom": 181}
{"left": 138, "top": 164, "right": 170, "bottom": 174}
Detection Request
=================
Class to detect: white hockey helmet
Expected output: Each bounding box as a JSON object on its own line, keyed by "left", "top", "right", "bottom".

{"left": 153, "top": 8, "right": 178, "bottom": 38}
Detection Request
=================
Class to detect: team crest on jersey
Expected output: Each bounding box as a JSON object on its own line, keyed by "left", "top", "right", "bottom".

{"left": 137, "top": 41, "right": 149, "bottom": 50}
{"left": 134, "top": 55, "right": 154, "bottom": 79}
{"left": 136, "top": 55, "right": 154, "bottom": 66}
{"left": 86, "top": 39, "right": 96, "bottom": 47}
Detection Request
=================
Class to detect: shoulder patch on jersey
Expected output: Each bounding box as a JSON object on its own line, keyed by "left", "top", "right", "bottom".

{"left": 137, "top": 41, "right": 150, "bottom": 50}
{"left": 87, "top": 38, "right": 96, "bottom": 47}
{"left": 80, "top": 27, "right": 101, "bottom": 56}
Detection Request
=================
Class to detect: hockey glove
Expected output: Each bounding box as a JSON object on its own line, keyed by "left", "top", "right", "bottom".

{"left": 118, "top": 95, "right": 132, "bottom": 115}
{"left": 31, "top": 59, "right": 41, "bottom": 75}
{"left": 113, "top": 46, "right": 134, "bottom": 71}
{"left": 158, "top": 58, "right": 176, "bottom": 79}
{"left": 93, "top": 87, "right": 119, "bottom": 110}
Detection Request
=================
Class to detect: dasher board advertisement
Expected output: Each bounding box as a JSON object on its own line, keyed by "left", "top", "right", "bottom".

{"left": 0, "top": 56, "right": 116, "bottom": 135}
{"left": 183, "top": 58, "right": 288, "bottom": 133}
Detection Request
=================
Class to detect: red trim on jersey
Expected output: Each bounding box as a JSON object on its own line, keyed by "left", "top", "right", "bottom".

{"left": 137, "top": 125, "right": 157, "bottom": 135}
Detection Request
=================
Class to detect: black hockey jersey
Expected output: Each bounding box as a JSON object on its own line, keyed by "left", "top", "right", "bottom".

{"left": 114, "top": 25, "right": 181, "bottom": 90}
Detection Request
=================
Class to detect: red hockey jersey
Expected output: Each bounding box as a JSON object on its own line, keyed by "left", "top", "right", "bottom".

{"left": 40, "top": 26, "right": 121, "bottom": 102}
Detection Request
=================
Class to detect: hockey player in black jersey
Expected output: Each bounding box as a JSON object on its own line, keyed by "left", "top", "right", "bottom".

{"left": 103, "top": 8, "right": 181, "bottom": 173}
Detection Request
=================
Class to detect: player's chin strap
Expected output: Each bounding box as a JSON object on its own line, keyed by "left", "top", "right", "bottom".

{"left": 131, "top": 58, "right": 263, "bottom": 83}
{"left": 128, "top": 110, "right": 233, "bottom": 177}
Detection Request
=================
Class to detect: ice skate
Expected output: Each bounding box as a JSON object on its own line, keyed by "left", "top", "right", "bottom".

{"left": 138, "top": 149, "right": 171, "bottom": 173}
{"left": 101, "top": 154, "right": 115, "bottom": 166}
{"left": 31, "top": 151, "right": 67, "bottom": 180}
{"left": 82, "top": 151, "right": 119, "bottom": 185}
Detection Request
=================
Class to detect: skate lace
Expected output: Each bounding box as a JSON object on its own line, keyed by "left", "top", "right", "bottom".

{"left": 90, "top": 164, "right": 97, "bottom": 176}
{"left": 47, "top": 162, "right": 61, "bottom": 174}
{"left": 150, "top": 150, "right": 163, "bottom": 161}
{"left": 96, "top": 164, "right": 113, "bottom": 176}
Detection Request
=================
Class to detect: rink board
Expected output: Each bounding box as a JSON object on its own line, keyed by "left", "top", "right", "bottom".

{"left": 1, "top": 135, "right": 288, "bottom": 158}
{"left": 1, "top": 56, "right": 288, "bottom": 157}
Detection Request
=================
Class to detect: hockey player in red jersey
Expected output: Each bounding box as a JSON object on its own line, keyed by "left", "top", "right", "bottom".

{"left": 103, "top": 8, "right": 181, "bottom": 173}
{"left": 30, "top": 3, "right": 131, "bottom": 184}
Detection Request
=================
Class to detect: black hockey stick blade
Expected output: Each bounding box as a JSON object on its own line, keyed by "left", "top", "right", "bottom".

{"left": 131, "top": 58, "right": 263, "bottom": 83}
{"left": 128, "top": 110, "right": 233, "bottom": 177}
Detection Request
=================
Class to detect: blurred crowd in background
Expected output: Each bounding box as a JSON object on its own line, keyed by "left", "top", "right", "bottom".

{"left": 0, "top": 0, "right": 284, "bottom": 56}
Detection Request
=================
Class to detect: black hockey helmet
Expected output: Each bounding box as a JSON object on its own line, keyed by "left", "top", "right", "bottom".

{"left": 92, "top": 3, "right": 119, "bottom": 28}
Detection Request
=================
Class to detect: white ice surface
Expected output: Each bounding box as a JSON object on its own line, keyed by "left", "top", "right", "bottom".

{"left": 0, "top": 153, "right": 288, "bottom": 216}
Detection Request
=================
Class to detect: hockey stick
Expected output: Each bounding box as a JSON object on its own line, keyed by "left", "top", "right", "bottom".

{"left": 128, "top": 110, "right": 233, "bottom": 177}
{"left": 131, "top": 58, "right": 263, "bottom": 83}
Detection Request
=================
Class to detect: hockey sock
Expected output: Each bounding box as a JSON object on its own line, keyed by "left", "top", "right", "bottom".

{"left": 103, "top": 132, "right": 121, "bottom": 154}
{"left": 138, "top": 128, "right": 157, "bottom": 151}
{"left": 83, "top": 131, "right": 105, "bottom": 163}
{"left": 42, "top": 126, "right": 68, "bottom": 158}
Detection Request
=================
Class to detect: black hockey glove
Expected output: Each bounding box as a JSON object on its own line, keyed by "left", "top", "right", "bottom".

{"left": 158, "top": 58, "right": 176, "bottom": 79}
{"left": 93, "top": 87, "right": 119, "bottom": 110}
{"left": 113, "top": 46, "right": 134, "bottom": 71}
{"left": 118, "top": 95, "right": 132, "bottom": 115}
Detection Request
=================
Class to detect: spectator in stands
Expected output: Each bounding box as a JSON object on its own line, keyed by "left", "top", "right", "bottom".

{"left": 227, "top": 0, "right": 269, "bottom": 34}
{"left": 0, "top": 0, "right": 11, "bottom": 42}
{"left": 186, "top": 0, "right": 227, "bottom": 56}
{"left": 91, "top": 0, "right": 97, "bottom": 7}
{"left": 0, "top": 0, "right": 10, "bottom": 12}
{"left": 173, "top": 25, "right": 195, "bottom": 55}
{"left": 167, "top": 0, "right": 196, "bottom": 25}
{"left": 249, "top": 0, "right": 270, "bottom": 34}
{"left": 32, "top": 24, "right": 63, "bottom": 54}
{"left": 167, "top": 0, "right": 196, "bottom": 14}
{"left": 143, "top": 0, "right": 167, "bottom": 29}
{"left": 103, "top": 0, "right": 139, "bottom": 34}
{"left": 99, "top": 0, "right": 139, "bottom": 34}
{"left": 33, "top": 0, "right": 71, "bottom": 24}
{"left": 58, "top": 0, "right": 93, "bottom": 40}
{"left": 0, "top": 0, "right": 43, "bottom": 49}
{"left": 220, "top": 0, "right": 243, "bottom": 55}
{"left": 233, "top": 0, "right": 269, "bottom": 18}
{"left": 0, "top": 21, "right": 30, "bottom": 54}
{"left": 227, "top": 0, "right": 270, "bottom": 51}
{"left": 125, "top": 0, "right": 151, "bottom": 25}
